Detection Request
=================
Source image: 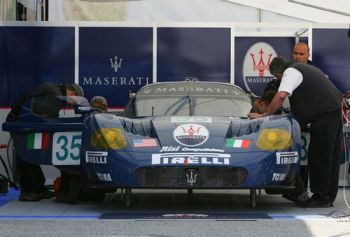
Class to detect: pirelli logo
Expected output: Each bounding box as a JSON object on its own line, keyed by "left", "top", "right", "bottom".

{"left": 152, "top": 153, "right": 231, "bottom": 165}
{"left": 276, "top": 151, "right": 299, "bottom": 165}
{"left": 86, "top": 151, "right": 108, "bottom": 164}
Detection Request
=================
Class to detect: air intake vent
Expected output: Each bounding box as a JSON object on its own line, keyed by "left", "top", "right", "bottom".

{"left": 229, "top": 119, "right": 263, "bottom": 137}
{"left": 136, "top": 166, "right": 247, "bottom": 188}
{"left": 119, "top": 118, "right": 153, "bottom": 137}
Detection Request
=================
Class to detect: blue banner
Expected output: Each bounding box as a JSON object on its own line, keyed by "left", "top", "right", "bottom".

{"left": 234, "top": 37, "right": 294, "bottom": 96}
{"left": 157, "top": 28, "right": 230, "bottom": 82}
{"left": 0, "top": 26, "right": 75, "bottom": 107}
{"left": 79, "top": 27, "right": 153, "bottom": 107}
{"left": 313, "top": 29, "right": 350, "bottom": 93}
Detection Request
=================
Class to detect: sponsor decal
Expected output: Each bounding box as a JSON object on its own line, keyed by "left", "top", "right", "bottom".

{"left": 141, "top": 86, "right": 244, "bottom": 96}
{"left": 173, "top": 124, "right": 209, "bottom": 147}
{"left": 171, "top": 116, "right": 212, "bottom": 123}
{"left": 133, "top": 138, "right": 158, "bottom": 147}
{"left": 86, "top": 151, "right": 108, "bottom": 164}
{"left": 160, "top": 146, "right": 181, "bottom": 152}
{"left": 27, "top": 132, "right": 50, "bottom": 150}
{"left": 151, "top": 153, "right": 231, "bottom": 165}
{"left": 276, "top": 151, "right": 299, "bottom": 165}
{"left": 272, "top": 173, "right": 286, "bottom": 181}
{"left": 96, "top": 172, "right": 112, "bottom": 182}
{"left": 182, "top": 147, "right": 224, "bottom": 153}
{"left": 242, "top": 42, "right": 277, "bottom": 96}
{"left": 160, "top": 146, "right": 224, "bottom": 153}
{"left": 225, "top": 138, "right": 250, "bottom": 149}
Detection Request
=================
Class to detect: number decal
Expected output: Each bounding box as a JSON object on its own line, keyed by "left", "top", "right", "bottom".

{"left": 52, "top": 132, "right": 82, "bottom": 165}
{"left": 300, "top": 132, "right": 310, "bottom": 166}
{"left": 70, "top": 135, "right": 81, "bottom": 160}
{"left": 55, "top": 135, "right": 68, "bottom": 161}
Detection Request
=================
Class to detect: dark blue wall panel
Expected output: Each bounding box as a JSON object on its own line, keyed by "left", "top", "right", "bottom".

{"left": 313, "top": 28, "right": 350, "bottom": 93}
{"left": 0, "top": 26, "right": 75, "bottom": 106}
{"left": 157, "top": 28, "right": 230, "bottom": 82}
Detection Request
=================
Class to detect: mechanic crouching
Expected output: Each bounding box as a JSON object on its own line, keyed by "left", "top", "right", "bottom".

{"left": 6, "top": 83, "right": 83, "bottom": 201}
{"left": 248, "top": 57, "right": 342, "bottom": 207}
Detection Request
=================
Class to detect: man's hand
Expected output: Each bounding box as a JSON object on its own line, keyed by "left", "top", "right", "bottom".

{"left": 248, "top": 112, "right": 264, "bottom": 119}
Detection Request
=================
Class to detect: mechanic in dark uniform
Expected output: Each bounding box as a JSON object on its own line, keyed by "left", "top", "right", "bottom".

{"left": 6, "top": 83, "right": 83, "bottom": 201}
{"left": 249, "top": 57, "right": 342, "bottom": 207}
{"left": 252, "top": 42, "right": 313, "bottom": 195}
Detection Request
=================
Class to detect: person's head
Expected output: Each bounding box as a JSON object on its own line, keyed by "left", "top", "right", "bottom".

{"left": 90, "top": 96, "right": 108, "bottom": 112}
{"left": 269, "top": 57, "right": 289, "bottom": 80}
{"left": 293, "top": 42, "right": 310, "bottom": 63}
{"left": 66, "top": 84, "right": 84, "bottom": 97}
{"left": 253, "top": 91, "right": 276, "bottom": 114}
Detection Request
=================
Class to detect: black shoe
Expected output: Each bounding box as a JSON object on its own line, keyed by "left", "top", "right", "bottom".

{"left": 282, "top": 193, "right": 298, "bottom": 202}
{"left": 19, "top": 192, "right": 42, "bottom": 201}
{"left": 54, "top": 192, "right": 67, "bottom": 203}
{"left": 66, "top": 179, "right": 80, "bottom": 204}
{"left": 295, "top": 191, "right": 310, "bottom": 206}
{"left": 283, "top": 191, "right": 309, "bottom": 204}
{"left": 301, "top": 196, "right": 330, "bottom": 208}
{"left": 39, "top": 189, "right": 55, "bottom": 199}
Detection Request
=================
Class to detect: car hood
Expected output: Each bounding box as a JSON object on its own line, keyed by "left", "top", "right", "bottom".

{"left": 84, "top": 114, "right": 297, "bottom": 153}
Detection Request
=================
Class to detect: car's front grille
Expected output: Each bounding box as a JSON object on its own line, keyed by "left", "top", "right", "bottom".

{"left": 135, "top": 166, "right": 247, "bottom": 188}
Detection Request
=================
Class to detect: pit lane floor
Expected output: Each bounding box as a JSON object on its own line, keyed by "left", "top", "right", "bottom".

{"left": 0, "top": 188, "right": 350, "bottom": 237}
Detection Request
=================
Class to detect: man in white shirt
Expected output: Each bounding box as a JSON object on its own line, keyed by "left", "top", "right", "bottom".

{"left": 249, "top": 57, "right": 342, "bottom": 207}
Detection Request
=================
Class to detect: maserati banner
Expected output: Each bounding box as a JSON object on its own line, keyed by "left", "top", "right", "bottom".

{"left": 79, "top": 27, "right": 153, "bottom": 108}
{"left": 234, "top": 37, "right": 294, "bottom": 96}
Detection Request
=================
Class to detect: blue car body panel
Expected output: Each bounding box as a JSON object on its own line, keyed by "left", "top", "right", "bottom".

{"left": 2, "top": 81, "right": 302, "bottom": 189}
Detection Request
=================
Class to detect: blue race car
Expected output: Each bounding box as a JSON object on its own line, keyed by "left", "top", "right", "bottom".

{"left": 81, "top": 81, "right": 302, "bottom": 205}
{"left": 2, "top": 81, "right": 301, "bottom": 206}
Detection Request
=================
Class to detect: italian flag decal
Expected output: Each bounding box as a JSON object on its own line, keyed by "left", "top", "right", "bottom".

{"left": 27, "top": 133, "right": 50, "bottom": 150}
{"left": 225, "top": 138, "right": 250, "bottom": 149}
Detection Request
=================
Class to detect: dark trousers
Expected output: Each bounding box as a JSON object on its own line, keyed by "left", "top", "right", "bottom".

{"left": 308, "top": 110, "right": 342, "bottom": 202}
{"left": 17, "top": 157, "right": 46, "bottom": 193}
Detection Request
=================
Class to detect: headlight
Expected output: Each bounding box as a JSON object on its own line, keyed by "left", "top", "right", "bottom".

{"left": 256, "top": 128, "right": 292, "bottom": 151}
{"left": 91, "top": 128, "right": 127, "bottom": 149}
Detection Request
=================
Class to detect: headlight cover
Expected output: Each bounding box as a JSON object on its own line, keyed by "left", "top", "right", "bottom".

{"left": 256, "top": 128, "right": 292, "bottom": 151}
{"left": 91, "top": 128, "right": 127, "bottom": 149}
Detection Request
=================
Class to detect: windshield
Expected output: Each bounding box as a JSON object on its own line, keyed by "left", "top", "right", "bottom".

{"left": 135, "top": 82, "right": 252, "bottom": 117}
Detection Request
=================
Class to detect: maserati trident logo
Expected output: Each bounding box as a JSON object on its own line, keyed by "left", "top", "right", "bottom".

{"left": 173, "top": 123, "right": 209, "bottom": 147}
{"left": 250, "top": 48, "right": 273, "bottom": 77}
{"left": 242, "top": 42, "right": 277, "bottom": 96}
{"left": 186, "top": 170, "right": 198, "bottom": 186}
{"left": 110, "top": 56, "right": 123, "bottom": 72}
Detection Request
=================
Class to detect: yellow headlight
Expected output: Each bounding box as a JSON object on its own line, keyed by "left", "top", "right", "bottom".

{"left": 256, "top": 128, "right": 292, "bottom": 151}
{"left": 91, "top": 128, "right": 127, "bottom": 149}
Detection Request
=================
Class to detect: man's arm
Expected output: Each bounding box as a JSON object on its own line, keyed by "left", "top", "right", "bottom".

{"left": 248, "top": 91, "right": 289, "bottom": 119}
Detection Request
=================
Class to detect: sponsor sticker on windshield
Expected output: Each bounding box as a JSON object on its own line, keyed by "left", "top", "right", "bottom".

{"left": 171, "top": 117, "right": 212, "bottom": 123}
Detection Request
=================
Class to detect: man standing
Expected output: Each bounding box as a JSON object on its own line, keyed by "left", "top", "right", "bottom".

{"left": 249, "top": 57, "right": 342, "bottom": 207}
{"left": 292, "top": 42, "right": 311, "bottom": 64}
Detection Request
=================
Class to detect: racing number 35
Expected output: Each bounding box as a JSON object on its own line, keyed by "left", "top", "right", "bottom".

{"left": 52, "top": 132, "right": 82, "bottom": 165}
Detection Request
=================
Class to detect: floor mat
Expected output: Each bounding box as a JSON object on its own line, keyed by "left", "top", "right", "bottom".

{"left": 99, "top": 211, "right": 272, "bottom": 220}
{"left": 0, "top": 188, "right": 19, "bottom": 207}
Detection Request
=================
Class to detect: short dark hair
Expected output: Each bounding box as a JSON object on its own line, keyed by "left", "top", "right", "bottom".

{"left": 269, "top": 57, "right": 289, "bottom": 75}
{"left": 66, "top": 84, "right": 84, "bottom": 97}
